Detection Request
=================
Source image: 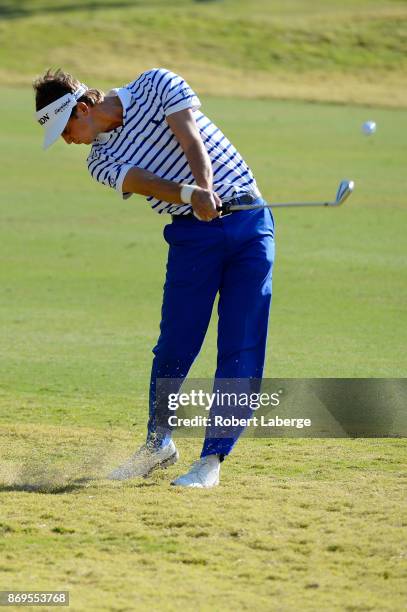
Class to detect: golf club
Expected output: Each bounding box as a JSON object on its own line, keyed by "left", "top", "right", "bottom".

{"left": 220, "top": 180, "right": 355, "bottom": 214}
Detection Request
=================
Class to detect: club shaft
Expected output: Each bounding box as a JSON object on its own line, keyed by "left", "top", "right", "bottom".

{"left": 228, "top": 200, "right": 334, "bottom": 210}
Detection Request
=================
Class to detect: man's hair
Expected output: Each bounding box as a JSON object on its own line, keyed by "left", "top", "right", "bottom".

{"left": 33, "top": 68, "right": 104, "bottom": 115}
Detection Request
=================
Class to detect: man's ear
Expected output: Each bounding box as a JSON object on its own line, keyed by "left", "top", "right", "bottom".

{"left": 76, "top": 101, "right": 89, "bottom": 116}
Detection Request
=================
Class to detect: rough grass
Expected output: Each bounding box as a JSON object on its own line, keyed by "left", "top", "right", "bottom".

{"left": 0, "top": 426, "right": 406, "bottom": 611}
{"left": 0, "top": 0, "right": 407, "bottom": 106}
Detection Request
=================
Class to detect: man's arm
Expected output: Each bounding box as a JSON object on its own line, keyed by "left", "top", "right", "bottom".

{"left": 121, "top": 166, "right": 220, "bottom": 221}
{"left": 166, "top": 108, "right": 213, "bottom": 190}
{"left": 166, "top": 108, "right": 220, "bottom": 220}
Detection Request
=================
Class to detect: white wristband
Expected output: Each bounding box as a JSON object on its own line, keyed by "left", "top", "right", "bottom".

{"left": 180, "top": 184, "right": 197, "bottom": 204}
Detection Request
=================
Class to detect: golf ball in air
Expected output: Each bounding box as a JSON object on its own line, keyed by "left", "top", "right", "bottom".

{"left": 362, "top": 120, "right": 376, "bottom": 135}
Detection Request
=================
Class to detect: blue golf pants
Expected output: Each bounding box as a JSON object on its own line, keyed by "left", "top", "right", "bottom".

{"left": 147, "top": 203, "right": 275, "bottom": 458}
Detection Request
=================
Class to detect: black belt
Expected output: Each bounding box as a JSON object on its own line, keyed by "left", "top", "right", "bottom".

{"left": 220, "top": 192, "right": 260, "bottom": 215}
{"left": 173, "top": 192, "right": 260, "bottom": 220}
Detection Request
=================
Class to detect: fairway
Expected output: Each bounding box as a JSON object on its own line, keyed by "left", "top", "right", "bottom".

{"left": 1, "top": 89, "right": 406, "bottom": 420}
{"left": 0, "top": 85, "right": 406, "bottom": 610}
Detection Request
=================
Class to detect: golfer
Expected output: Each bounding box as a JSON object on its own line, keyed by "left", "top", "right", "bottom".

{"left": 33, "top": 68, "right": 275, "bottom": 488}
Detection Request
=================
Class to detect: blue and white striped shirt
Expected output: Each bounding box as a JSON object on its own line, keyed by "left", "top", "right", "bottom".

{"left": 87, "top": 68, "right": 260, "bottom": 215}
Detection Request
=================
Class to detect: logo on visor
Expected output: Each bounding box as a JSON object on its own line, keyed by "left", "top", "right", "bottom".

{"left": 55, "top": 99, "right": 71, "bottom": 114}
{"left": 39, "top": 114, "right": 49, "bottom": 125}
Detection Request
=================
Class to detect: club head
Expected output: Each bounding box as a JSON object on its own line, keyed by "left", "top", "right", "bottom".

{"left": 335, "top": 180, "right": 354, "bottom": 205}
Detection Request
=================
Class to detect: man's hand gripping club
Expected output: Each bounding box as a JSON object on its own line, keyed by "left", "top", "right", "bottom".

{"left": 181, "top": 184, "right": 221, "bottom": 221}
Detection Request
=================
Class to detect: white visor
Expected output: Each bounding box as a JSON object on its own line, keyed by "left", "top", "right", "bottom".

{"left": 35, "top": 84, "right": 88, "bottom": 149}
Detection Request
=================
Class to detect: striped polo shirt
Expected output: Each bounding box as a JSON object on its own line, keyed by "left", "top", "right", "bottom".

{"left": 87, "top": 68, "right": 260, "bottom": 215}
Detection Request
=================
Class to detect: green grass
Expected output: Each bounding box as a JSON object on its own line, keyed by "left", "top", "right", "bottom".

{"left": 1, "top": 0, "right": 407, "bottom": 106}
{"left": 1, "top": 88, "right": 407, "bottom": 610}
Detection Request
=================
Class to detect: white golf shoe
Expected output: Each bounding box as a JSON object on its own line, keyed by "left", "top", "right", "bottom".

{"left": 107, "top": 440, "right": 179, "bottom": 481}
{"left": 171, "top": 454, "right": 220, "bottom": 488}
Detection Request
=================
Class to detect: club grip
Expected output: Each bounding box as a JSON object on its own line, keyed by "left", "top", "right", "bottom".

{"left": 217, "top": 202, "right": 232, "bottom": 215}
